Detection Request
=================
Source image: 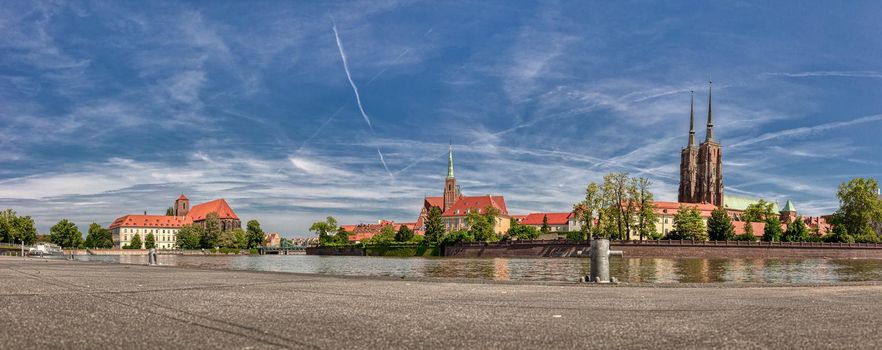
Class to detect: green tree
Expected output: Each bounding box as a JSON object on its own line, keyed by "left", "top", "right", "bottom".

{"left": 601, "top": 172, "right": 632, "bottom": 240}
{"left": 783, "top": 217, "right": 809, "bottom": 242}
{"left": 165, "top": 207, "right": 175, "bottom": 216}
{"left": 670, "top": 205, "right": 707, "bottom": 240}
{"left": 219, "top": 228, "right": 247, "bottom": 249}
{"left": 507, "top": 223, "right": 539, "bottom": 240}
{"left": 85, "top": 223, "right": 113, "bottom": 248}
{"left": 369, "top": 225, "right": 395, "bottom": 244}
{"left": 467, "top": 205, "right": 499, "bottom": 242}
{"left": 14, "top": 215, "right": 38, "bottom": 245}
{"left": 424, "top": 206, "right": 445, "bottom": 244}
{"left": 707, "top": 207, "right": 735, "bottom": 241}
{"left": 824, "top": 224, "right": 855, "bottom": 243}
{"left": 200, "top": 212, "right": 221, "bottom": 248}
{"left": 540, "top": 215, "right": 550, "bottom": 235}
{"left": 0, "top": 209, "right": 37, "bottom": 245}
{"left": 49, "top": 219, "right": 83, "bottom": 248}
{"left": 176, "top": 225, "right": 203, "bottom": 249}
{"left": 395, "top": 224, "right": 414, "bottom": 242}
{"left": 145, "top": 233, "right": 156, "bottom": 249}
{"left": 127, "top": 233, "right": 142, "bottom": 249}
{"left": 743, "top": 199, "right": 776, "bottom": 223}
{"left": 573, "top": 182, "right": 602, "bottom": 240}
{"left": 309, "top": 216, "right": 339, "bottom": 246}
{"left": 632, "top": 177, "right": 658, "bottom": 241}
{"left": 245, "top": 220, "right": 266, "bottom": 248}
{"left": 442, "top": 230, "right": 473, "bottom": 244}
{"left": 762, "top": 217, "right": 783, "bottom": 242}
{"left": 832, "top": 178, "right": 882, "bottom": 239}
{"left": 0, "top": 209, "right": 15, "bottom": 243}
{"left": 741, "top": 221, "right": 755, "bottom": 240}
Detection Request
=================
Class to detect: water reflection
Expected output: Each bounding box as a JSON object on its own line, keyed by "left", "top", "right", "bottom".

{"left": 74, "top": 255, "right": 882, "bottom": 284}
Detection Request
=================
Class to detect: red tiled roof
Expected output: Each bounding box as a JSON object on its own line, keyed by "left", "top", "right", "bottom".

{"left": 340, "top": 221, "right": 419, "bottom": 241}
{"left": 654, "top": 202, "right": 716, "bottom": 218}
{"left": 733, "top": 221, "right": 775, "bottom": 237}
{"left": 188, "top": 198, "right": 239, "bottom": 221}
{"left": 442, "top": 195, "right": 508, "bottom": 217}
{"left": 424, "top": 196, "right": 443, "bottom": 208}
{"left": 177, "top": 194, "right": 189, "bottom": 200}
{"left": 511, "top": 215, "right": 528, "bottom": 221}
{"left": 109, "top": 215, "right": 192, "bottom": 230}
{"left": 519, "top": 212, "right": 571, "bottom": 226}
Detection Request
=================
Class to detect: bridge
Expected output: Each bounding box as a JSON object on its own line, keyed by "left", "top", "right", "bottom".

{"left": 256, "top": 246, "right": 308, "bottom": 255}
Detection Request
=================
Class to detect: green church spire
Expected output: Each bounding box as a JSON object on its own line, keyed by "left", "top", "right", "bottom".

{"left": 781, "top": 200, "right": 796, "bottom": 213}
{"left": 447, "top": 142, "right": 454, "bottom": 179}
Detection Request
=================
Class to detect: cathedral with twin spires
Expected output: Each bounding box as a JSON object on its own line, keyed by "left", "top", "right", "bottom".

{"left": 678, "top": 82, "right": 724, "bottom": 207}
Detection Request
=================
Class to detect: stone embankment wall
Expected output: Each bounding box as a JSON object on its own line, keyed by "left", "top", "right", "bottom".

{"left": 444, "top": 240, "right": 882, "bottom": 259}
{"left": 306, "top": 245, "right": 441, "bottom": 257}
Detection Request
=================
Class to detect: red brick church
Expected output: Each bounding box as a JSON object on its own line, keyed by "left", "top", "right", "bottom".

{"left": 678, "top": 82, "right": 723, "bottom": 207}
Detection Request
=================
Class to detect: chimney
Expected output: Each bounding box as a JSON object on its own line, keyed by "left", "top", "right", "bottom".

{"left": 144, "top": 210, "right": 147, "bottom": 215}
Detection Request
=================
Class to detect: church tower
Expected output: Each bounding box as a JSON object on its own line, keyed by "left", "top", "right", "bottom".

{"left": 678, "top": 91, "right": 699, "bottom": 203}
{"left": 174, "top": 194, "right": 190, "bottom": 216}
{"left": 443, "top": 144, "right": 460, "bottom": 212}
{"left": 695, "top": 82, "right": 724, "bottom": 207}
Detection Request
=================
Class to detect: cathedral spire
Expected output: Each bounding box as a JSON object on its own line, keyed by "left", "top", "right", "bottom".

{"left": 706, "top": 81, "right": 714, "bottom": 142}
{"left": 688, "top": 90, "right": 695, "bottom": 147}
{"left": 447, "top": 142, "right": 454, "bottom": 179}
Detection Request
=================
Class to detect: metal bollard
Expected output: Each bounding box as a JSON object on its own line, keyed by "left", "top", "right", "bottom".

{"left": 586, "top": 239, "right": 623, "bottom": 283}
{"left": 148, "top": 248, "right": 157, "bottom": 266}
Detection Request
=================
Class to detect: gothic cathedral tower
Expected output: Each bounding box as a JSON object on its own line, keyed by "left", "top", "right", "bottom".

{"left": 678, "top": 91, "right": 699, "bottom": 203}
{"left": 443, "top": 144, "right": 460, "bottom": 212}
{"left": 679, "top": 82, "right": 724, "bottom": 207}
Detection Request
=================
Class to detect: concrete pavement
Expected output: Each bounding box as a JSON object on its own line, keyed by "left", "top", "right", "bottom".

{"left": 2, "top": 257, "right": 882, "bottom": 349}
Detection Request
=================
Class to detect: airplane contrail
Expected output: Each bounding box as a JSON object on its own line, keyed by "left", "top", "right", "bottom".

{"left": 729, "top": 113, "right": 882, "bottom": 149}
{"left": 332, "top": 21, "right": 373, "bottom": 130}
{"left": 377, "top": 147, "right": 393, "bottom": 180}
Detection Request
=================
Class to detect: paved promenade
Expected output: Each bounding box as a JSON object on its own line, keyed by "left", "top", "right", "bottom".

{"left": 2, "top": 257, "right": 882, "bottom": 349}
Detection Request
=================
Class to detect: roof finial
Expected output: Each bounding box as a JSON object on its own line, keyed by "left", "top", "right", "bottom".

{"left": 688, "top": 90, "right": 695, "bottom": 147}
{"left": 447, "top": 141, "right": 454, "bottom": 179}
{"left": 706, "top": 80, "right": 714, "bottom": 142}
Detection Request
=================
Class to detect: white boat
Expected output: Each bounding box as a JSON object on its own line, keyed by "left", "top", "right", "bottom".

{"left": 28, "top": 243, "right": 65, "bottom": 257}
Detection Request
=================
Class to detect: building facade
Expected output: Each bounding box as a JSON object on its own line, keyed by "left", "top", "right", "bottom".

{"left": 517, "top": 213, "right": 572, "bottom": 232}
{"left": 109, "top": 195, "right": 241, "bottom": 249}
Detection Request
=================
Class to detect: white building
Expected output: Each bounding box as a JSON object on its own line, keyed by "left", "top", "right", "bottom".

{"left": 109, "top": 215, "right": 191, "bottom": 249}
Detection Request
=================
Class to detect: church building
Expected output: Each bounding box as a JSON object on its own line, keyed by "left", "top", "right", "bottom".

{"left": 678, "top": 82, "right": 723, "bottom": 207}
{"left": 109, "top": 194, "right": 241, "bottom": 249}
{"left": 417, "top": 145, "right": 511, "bottom": 234}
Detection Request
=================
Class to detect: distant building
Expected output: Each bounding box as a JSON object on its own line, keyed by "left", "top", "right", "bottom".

{"left": 517, "top": 213, "right": 572, "bottom": 232}
{"left": 339, "top": 220, "right": 416, "bottom": 243}
{"left": 265, "top": 232, "right": 281, "bottom": 247}
{"left": 109, "top": 194, "right": 241, "bottom": 249}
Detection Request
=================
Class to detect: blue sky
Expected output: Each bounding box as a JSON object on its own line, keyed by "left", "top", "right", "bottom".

{"left": 2, "top": 1, "right": 882, "bottom": 236}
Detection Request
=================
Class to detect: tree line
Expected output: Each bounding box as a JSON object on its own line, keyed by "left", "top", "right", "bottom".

{"left": 1, "top": 209, "right": 269, "bottom": 250}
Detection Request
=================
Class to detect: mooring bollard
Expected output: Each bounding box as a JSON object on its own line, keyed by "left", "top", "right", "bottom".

{"left": 148, "top": 248, "right": 157, "bottom": 266}
{"left": 585, "top": 239, "right": 623, "bottom": 283}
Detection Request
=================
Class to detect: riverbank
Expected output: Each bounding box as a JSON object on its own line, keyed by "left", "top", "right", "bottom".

{"left": 309, "top": 240, "right": 882, "bottom": 259}
{"left": 3, "top": 257, "right": 882, "bottom": 349}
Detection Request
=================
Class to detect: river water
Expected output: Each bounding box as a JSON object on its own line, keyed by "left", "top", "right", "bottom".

{"left": 73, "top": 254, "right": 882, "bottom": 284}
